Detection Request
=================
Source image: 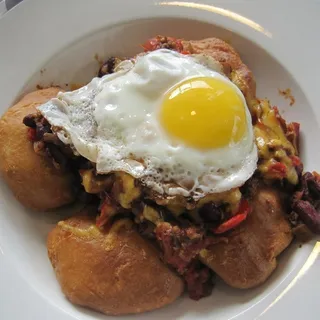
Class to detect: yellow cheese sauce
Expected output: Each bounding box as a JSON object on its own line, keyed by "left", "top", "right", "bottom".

{"left": 58, "top": 221, "right": 101, "bottom": 239}
{"left": 253, "top": 99, "right": 299, "bottom": 185}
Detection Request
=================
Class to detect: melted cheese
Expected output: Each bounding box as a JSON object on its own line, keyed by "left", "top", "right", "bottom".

{"left": 254, "top": 99, "right": 298, "bottom": 185}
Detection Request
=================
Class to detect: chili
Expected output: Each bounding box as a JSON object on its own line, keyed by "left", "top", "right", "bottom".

{"left": 212, "top": 199, "right": 250, "bottom": 234}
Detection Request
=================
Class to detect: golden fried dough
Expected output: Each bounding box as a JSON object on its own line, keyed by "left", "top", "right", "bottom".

{"left": 183, "top": 38, "right": 257, "bottom": 109}
{"left": 47, "top": 216, "right": 184, "bottom": 315}
{"left": 0, "top": 88, "right": 75, "bottom": 211}
{"left": 200, "top": 187, "right": 293, "bottom": 289}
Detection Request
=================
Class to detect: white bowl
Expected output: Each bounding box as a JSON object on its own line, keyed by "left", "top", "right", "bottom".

{"left": 0, "top": 1, "right": 319, "bottom": 319}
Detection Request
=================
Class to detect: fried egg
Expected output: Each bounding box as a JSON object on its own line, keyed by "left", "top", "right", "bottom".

{"left": 38, "top": 49, "right": 258, "bottom": 199}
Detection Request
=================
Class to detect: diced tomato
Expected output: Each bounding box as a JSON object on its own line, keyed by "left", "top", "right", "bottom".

{"left": 142, "top": 38, "right": 160, "bottom": 51}
{"left": 269, "top": 162, "right": 287, "bottom": 178}
{"left": 212, "top": 199, "right": 250, "bottom": 234}
{"left": 27, "top": 128, "right": 37, "bottom": 141}
{"left": 174, "top": 39, "right": 183, "bottom": 52}
{"left": 142, "top": 36, "right": 187, "bottom": 54}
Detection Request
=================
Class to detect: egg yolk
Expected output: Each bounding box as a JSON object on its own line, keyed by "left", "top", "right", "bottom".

{"left": 160, "top": 76, "right": 247, "bottom": 150}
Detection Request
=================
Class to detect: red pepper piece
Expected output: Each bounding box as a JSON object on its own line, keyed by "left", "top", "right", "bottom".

{"left": 27, "top": 128, "right": 37, "bottom": 141}
{"left": 269, "top": 162, "right": 287, "bottom": 178}
{"left": 290, "top": 155, "right": 301, "bottom": 167}
{"left": 212, "top": 199, "right": 250, "bottom": 234}
{"left": 237, "top": 198, "right": 250, "bottom": 215}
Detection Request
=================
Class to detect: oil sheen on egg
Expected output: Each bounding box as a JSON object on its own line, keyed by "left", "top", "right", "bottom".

{"left": 38, "top": 49, "right": 258, "bottom": 199}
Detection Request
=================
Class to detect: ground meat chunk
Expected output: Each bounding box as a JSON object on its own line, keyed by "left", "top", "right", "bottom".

{"left": 184, "top": 261, "right": 214, "bottom": 300}
{"left": 98, "top": 57, "right": 123, "bottom": 77}
{"left": 155, "top": 222, "right": 218, "bottom": 300}
{"left": 142, "top": 36, "right": 185, "bottom": 53}
{"left": 156, "top": 222, "right": 206, "bottom": 273}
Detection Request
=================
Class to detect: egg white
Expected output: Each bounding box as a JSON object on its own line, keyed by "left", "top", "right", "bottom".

{"left": 38, "top": 49, "right": 257, "bottom": 199}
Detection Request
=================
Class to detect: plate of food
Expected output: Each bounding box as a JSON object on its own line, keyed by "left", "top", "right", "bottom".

{"left": 0, "top": 0, "right": 319, "bottom": 319}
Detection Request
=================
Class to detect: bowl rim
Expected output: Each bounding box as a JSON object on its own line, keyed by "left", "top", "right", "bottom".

{"left": 0, "top": 1, "right": 319, "bottom": 320}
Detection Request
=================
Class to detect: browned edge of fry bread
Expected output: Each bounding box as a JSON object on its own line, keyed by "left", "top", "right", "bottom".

{"left": 0, "top": 88, "right": 75, "bottom": 211}
{"left": 200, "top": 186, "right": 293, "bottom": 288}
{"left": 47, "top": 216, "right": 184, "bottom": 315}
{"left": 183, "top": 38, "right": 257, "bottom": 110}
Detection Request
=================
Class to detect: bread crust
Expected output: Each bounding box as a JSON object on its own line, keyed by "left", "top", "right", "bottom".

{"left": 200, "top": 186, "right": 293, "bottom": 289}
{"left": 47, "top": 216, "right": 184, "bottom": 315}
{"left": 183, "top": 38, "right": 257, "bottom": 109}
{"left": 0, "top": 88, "right": 75, "bottom": 211}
